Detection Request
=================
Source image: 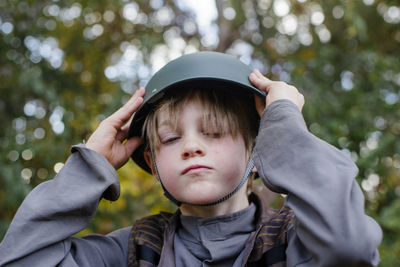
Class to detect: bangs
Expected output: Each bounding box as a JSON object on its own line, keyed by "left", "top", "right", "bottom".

{"left": 143, "top": 87, "right": 259, "bottom": 153}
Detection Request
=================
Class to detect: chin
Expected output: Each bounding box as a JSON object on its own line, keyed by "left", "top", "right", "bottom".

{"left": 173, "top": 180, "right": 237, "bottom": 205}
{"left": 181, "top": 190, "right": 226, "bottom": 205}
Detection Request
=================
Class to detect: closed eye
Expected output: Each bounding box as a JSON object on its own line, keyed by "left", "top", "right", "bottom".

{"left": 204, "top": 132, "right": 221, "bottom": 138}
{"left": 161, "top": 136, "right": 180, "bottom": 144}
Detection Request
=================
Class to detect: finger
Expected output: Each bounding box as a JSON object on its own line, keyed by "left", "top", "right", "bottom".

{"left": 108, "top": 88, "right": 145, "bottom": 128}
{"left": 124, "top": 87, "right": 146, "bottom": 110}
{"left": 124, "top": 136, "right": 144, "bottom": 157}
{"left": 116, "top": 128, "right": 127, "bottom": 142}
{"left": 121, "top": 115, "right": 133, "bottom": 131}
{"left": 249, "top": 72, "right": 265, "bottom": 89}
{"left": 119, "top": 87, "right": 145, "bottom": 118}
{"left": 253, "top": 69, "right": 266, "bottom": 79}
{"left": 111, "top": 97, "right": 143, "bottom": 128}
{"left": 254, "top": 93, "right": 265, "bottom": 117}
{"left": 117, "top": 121, "right": 134, "bottom": 142}
{"left": 249, "top": 70, "right": 273, "bottom": 93}
{"left": 253, "top": 69, "right": 271, "bottom": 82}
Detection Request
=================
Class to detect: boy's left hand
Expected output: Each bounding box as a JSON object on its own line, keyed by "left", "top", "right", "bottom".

{"left": 249, "top": 69, "right": 304, "bottom": 116}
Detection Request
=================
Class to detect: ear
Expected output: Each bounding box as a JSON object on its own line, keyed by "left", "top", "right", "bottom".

{"left": 144, "top": 151, "right": 158, "bottom": 178}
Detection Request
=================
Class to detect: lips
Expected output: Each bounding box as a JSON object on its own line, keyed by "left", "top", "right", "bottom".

{"left": 182, "top": 165, "right": 212, "bottom": 175}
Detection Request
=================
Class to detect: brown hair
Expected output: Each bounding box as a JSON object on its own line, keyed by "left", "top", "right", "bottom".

{"left": 142, "top": 86, "right": 259, "bottom": 156}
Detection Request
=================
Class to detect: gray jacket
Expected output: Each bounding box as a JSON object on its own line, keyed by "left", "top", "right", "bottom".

{"left": 0, "top": 100, "right": 382, "bottom": 266}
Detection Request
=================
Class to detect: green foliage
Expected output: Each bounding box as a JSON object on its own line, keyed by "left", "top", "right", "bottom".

{"left": 1, "top": 0, "right": 399, "bottom": 264}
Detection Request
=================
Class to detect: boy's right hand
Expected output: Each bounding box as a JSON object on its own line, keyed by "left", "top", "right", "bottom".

{"left": 85, "top": 88, "right": 145, "bottom": 170}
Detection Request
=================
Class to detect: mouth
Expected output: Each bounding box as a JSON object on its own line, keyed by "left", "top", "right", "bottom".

{"left": 182, "top": 165, "right": 212, "bottom": 175}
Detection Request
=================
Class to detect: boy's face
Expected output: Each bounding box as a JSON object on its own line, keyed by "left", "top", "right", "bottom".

{"left": 151, "top": 100, "right": 249, "bottom": 206}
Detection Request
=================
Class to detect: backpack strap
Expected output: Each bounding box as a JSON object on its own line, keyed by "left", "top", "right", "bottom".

{"left": 247, "top": 243, "right": 287, "bottom": 267}
{"left": 135, "top": 244, "right": 160, "bottom": 265}
{"left": 128, "top": 212, "right": 174, "bottom": 267}
{"left": 247, "top": 203, "right": 295, "bottom": 266}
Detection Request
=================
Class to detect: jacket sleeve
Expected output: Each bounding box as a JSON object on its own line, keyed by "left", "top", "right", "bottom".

{"left": 0, "top": 144, "right": 130, "bottom": 267}
{"left": 252, "top": 100, "right": 382, "bottom": 266}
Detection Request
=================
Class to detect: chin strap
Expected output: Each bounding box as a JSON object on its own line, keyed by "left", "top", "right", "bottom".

{"left": 150, "top": 147, "right": 255, "bottom": 207}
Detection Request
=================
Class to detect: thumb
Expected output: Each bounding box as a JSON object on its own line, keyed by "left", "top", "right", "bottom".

{"left": 124, "top": 137, "right": 144, "bottom": 157}
{"left": 254, "top": 93, "right": 265, "bottom": 117}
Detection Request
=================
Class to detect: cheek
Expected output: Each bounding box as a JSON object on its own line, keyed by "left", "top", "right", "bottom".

{"left": 215, "top": 139, "right": 248, "bottom": 173}
{"left": 223, "top": 137, "right": 247, "bottom": 157}
{"left": 154, "top": 148, "right": 180, "bottom": 186}
{"left": 155, "top": 150, "right": 172, "bottom": 173}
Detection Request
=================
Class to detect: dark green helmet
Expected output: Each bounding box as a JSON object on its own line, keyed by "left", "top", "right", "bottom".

{"left": 128, "top": 51, "right": 265, "bottom": 173}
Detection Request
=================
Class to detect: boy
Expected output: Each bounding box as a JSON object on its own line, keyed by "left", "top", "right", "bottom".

{"left": 0, "top": 52, "right": 381, "bottom": 266}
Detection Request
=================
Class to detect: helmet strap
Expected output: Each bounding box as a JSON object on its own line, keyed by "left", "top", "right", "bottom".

{"left": 149, "top": 146, "right": 254, "bottom": 207}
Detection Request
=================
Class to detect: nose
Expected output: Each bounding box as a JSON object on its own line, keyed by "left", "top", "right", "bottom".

{"left": 181, "top": 138, "right": 205, "bottom": 160}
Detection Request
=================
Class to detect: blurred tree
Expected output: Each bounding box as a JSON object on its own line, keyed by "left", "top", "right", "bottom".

{"left": 0, "top": 0, "right": 399, "bottom": 265}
